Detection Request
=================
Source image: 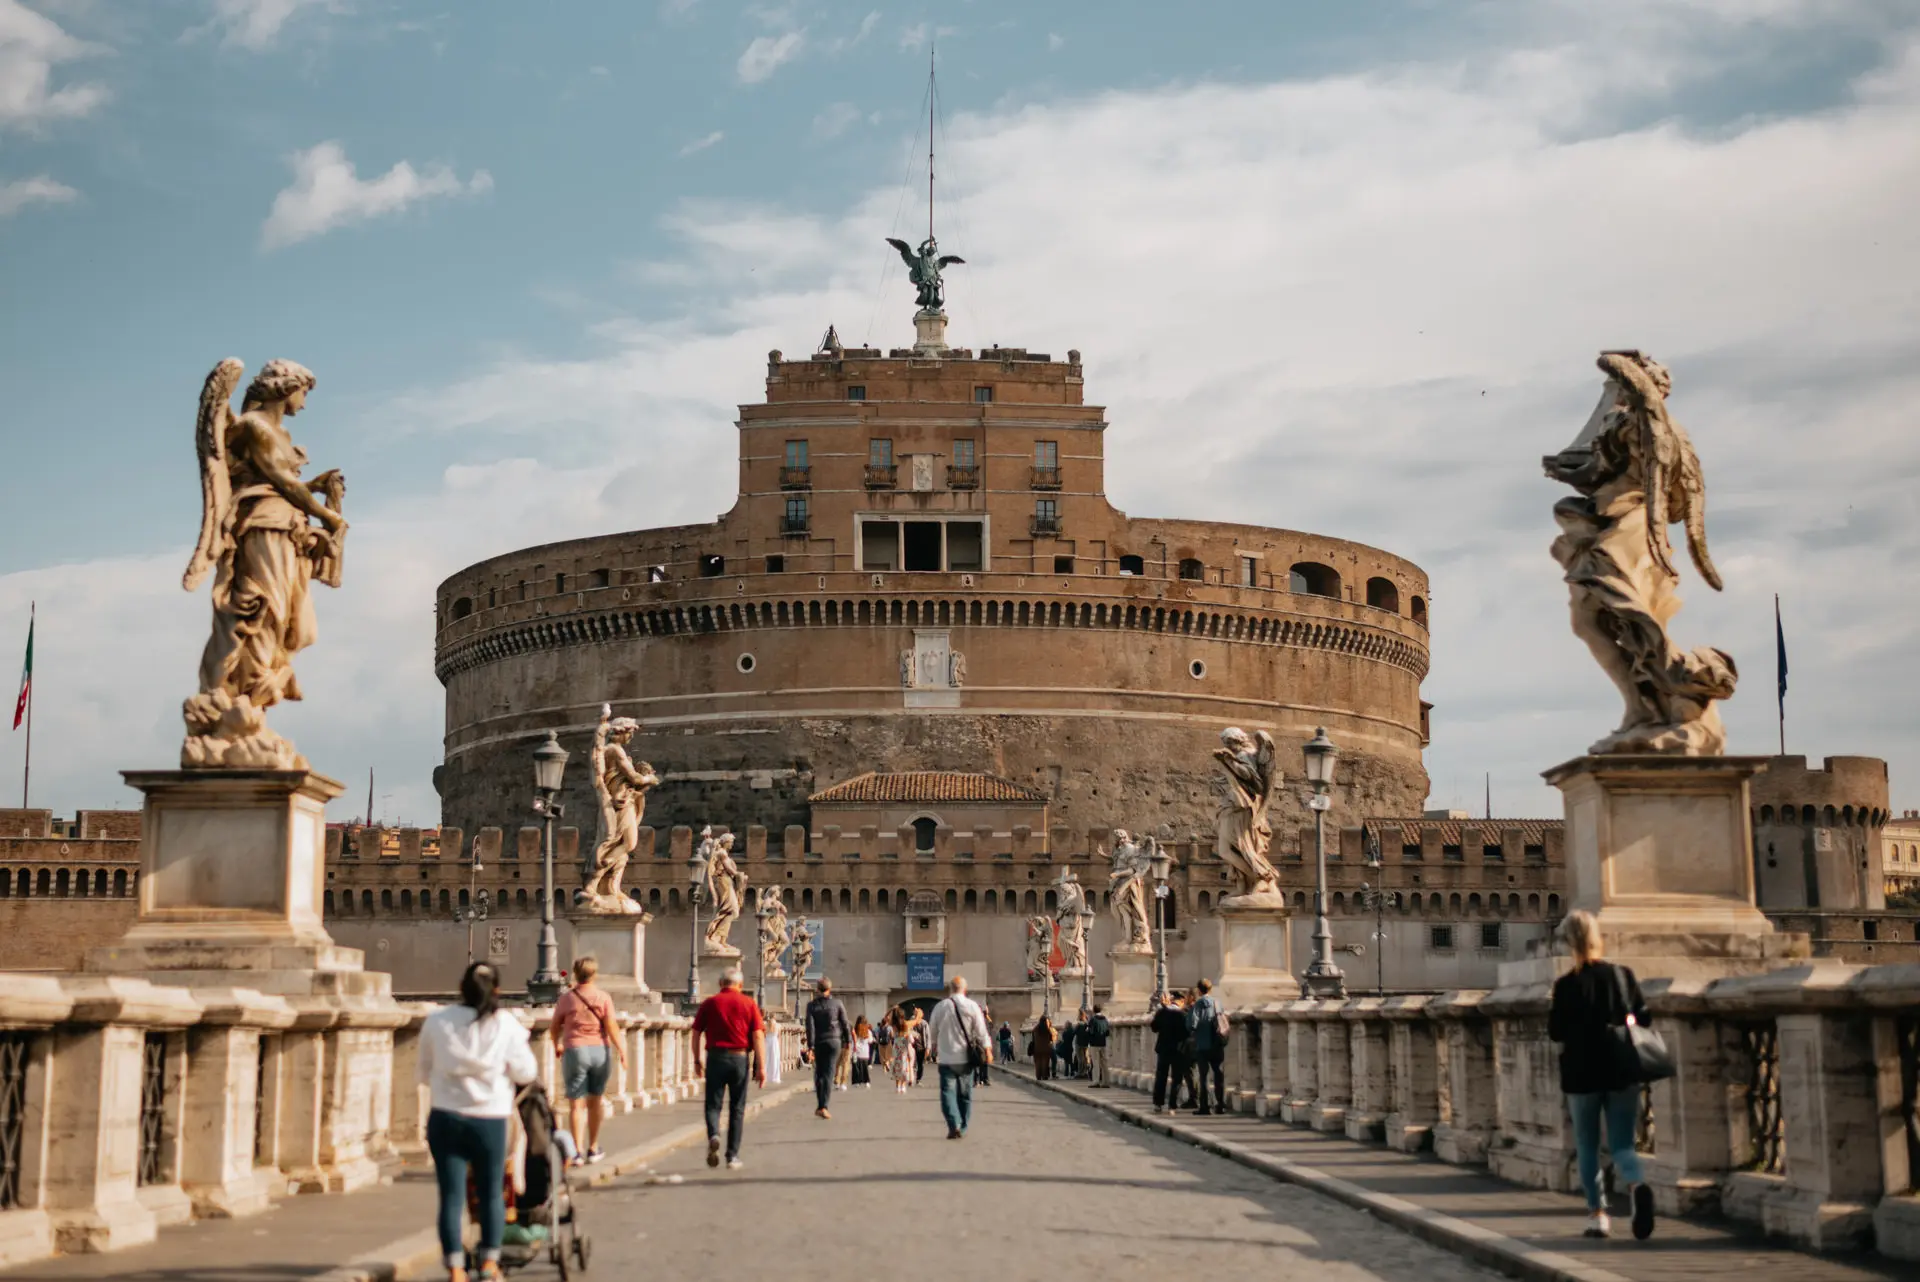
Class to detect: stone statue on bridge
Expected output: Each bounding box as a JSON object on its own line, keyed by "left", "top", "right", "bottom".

{"left": 1544, "top": 349, "right": 1736, "bottom": 755}
{"left": 582, "top": 702, "right": 659, "bottom": 913}
{"left": 182, "top": 358, "right": 347, "bottom": 770}
{"left": 695, "top": 827, "right": 747, "bottom": 954}
{"left": 1053, "top": 869, "right": 1090, "bottom": 972}
{"left": 758, "top": 893, "right": 791, "bottom": 978}
{"left": 1106, "top": 829, "right": 1157, "bottom": 954}
{"left": 1214, "top": 727, "right": 1285, "bottom": 907}
{"left": 1025, "top": 915, "right": 1054, "bottom": 983}
{"left": 788, "top": 915, "right": 815, "bottom": 980}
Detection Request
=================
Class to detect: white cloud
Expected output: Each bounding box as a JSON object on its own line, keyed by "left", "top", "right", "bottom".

{"left": 809, "top": 101, "right": 860, "bottom": 141}
{"left": 737, "top": 29, "right": 803, "bottom": 83}
{"left": 13, "top": 7, "right": 1920, "bottom": 822}
{"left": 260, "top": 141, "right": 493, "bottom": 250}
{"left": 0, "top": 0, "right": 107, "bottom": 131}
{"left": 900, "top": 21, "right": 928, "bottom": 50}
{"left": 678, "top": 129, "right": 724, "bottom": 156}
{"left": 1048, "top": 32, "right": 1064, "bottom": 52}
{"left": 210, "top": 0, "right": 331, "bottom": 51}
{"left": 0, "top": 173, "right": 77, "bottom": 215}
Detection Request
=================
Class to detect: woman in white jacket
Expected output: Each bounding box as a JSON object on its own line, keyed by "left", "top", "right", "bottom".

{"left": 418, "top": 963, "right": 538, "bottom": 1281}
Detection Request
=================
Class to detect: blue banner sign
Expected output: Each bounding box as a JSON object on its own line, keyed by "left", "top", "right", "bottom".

{"left": 905, "top": 951, "right": 945, "bottom": 990}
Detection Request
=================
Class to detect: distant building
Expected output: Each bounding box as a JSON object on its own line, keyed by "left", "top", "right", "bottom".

{"left": 1882, "top": 811, "right": 1920, "bottom": 901}
{"left": 1748, "top": 755, "right": 1888, "bottom": 911}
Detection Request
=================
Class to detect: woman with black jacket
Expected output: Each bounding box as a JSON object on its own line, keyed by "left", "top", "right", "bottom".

{"left": 1546, "top": 910, "right": 1656, "bottom": 1241}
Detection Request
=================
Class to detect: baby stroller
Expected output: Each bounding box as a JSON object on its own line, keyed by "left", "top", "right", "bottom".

{"left": 473, "top": 1082, "right": 591, "bottom": 1278}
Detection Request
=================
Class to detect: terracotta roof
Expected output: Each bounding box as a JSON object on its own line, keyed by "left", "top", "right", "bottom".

{"left": 808, "top": 772, "right": 1050, "bottom": 806}
{"left": 1366, "top": 817, "right": 1562, "bottom": 846}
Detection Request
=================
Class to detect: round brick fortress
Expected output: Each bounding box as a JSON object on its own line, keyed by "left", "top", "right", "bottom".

{"left": 432, "top": 338, "right": 1433, "bottom": 848}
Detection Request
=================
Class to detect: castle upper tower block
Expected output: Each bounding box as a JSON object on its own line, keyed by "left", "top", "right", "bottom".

{"left": 432, "top": 320, "right": 1434, "bottom": 848}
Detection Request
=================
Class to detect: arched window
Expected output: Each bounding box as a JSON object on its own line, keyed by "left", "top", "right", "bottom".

{"left": 1289, "top": 562, "right": 1341, "bottom": 598}
{"left": 1331, "top": 891, "right": 1345, "bottom": 913}
{"left": 439, "top": 889, "right": 451, "bottom": 911}
{"left": 1547, "top": 893, "right": 1561, "bottom": 916}
{"left": 1293, "top": 890, "right": 1307, "bottom": 912}
{"left": 802, "top": 888, "right": 815, "bottom": 911}
{"left": 16, "top": 869, "right": 27, "bottom": 895}
{"left": 516, "top": 889, "right": 529, "bottom": 909}
{"left": 1410, "top": 596, "right": 1427, "bottom": 627}
{"left": 361, "top": 889, "right": 374, "bottom": 913}
{"left": 1759, "top": 805, "right": 1774, "bottom": 823}
{"left": 1801, "top": 805, "right": 1816, "bottom": 824}
{"left": 74, "top": 870, "right": 88, "bottom": 897}
{"left": 648, "top": 887, "right": 662, "bottom": 909}
{"left": 380, "top": 889, "right": 393, "bottom": 911}
{"left": 451, "top": 597, "right": 473, "bottom": 620}
{"left": 983, "top": 889, "right": 996, "bottom": 911}
{"left": 55, "top": 869, "right": 69, "bottom": 897}
{"left": 1197, "top": 890, "right": 1212, "bottom": 912}
{"left": 94, "top": 869, "right": 108, "bottom": 895}
{"left": 1023, "top": 890, "right": 1038, "bottom": 913}
{"left": 944, "top": 889, "right": 958, "bottom": 911}
{"left": 1365, "top": 577, "right": 1399, "bottom": 612}
{"left": 1118, "top": 554, "right": 1144, "bottom": 576}
{"left": 323, "top": 890, "right": 333, "bottom": 913}
{"left": 913, "top": 817, "right": 938, "bottom": 854}
{"left": 35, "top": 868, "right": 49, "bottom": 896}
{"left": 1044, "top": 889, "right": 1058, "bottom": 912}
{"left": 460, "top": 888, "right": 472, "bottom": 909}
{"left": 400, "top": 889, "right": 413, "bottom": 911}
{"left": 1177, "top": 558, "right": 1205, "bottom": 581}
{"left": 839, "top": 888, "right": 851, "bottom": 911}
{"left": 877, "top": 888, "right": 890, "bottom": 911}
{"left": 1527, "top": 892, "right": 1540, "bottom": 914}
{"left": 963, "top": 889, "right": 977, "bottom": 910}
{"left": 669, "top": 887, "right": 683, "bottom": 909}
{"left": 859, "top": 888, "right": 871, "bottom": 910}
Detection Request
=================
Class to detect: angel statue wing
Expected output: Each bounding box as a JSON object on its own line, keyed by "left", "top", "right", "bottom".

{"left": 183, "top": 359, "right": 244, "bottom": 591}
{"left": 1668, "top": 422, "right": 1722, "bottom": 591}
{"left": 1252, "top": 729, "right": 1281, "bottom": 812}
{"left": 885, "top": 237, "right": 916, "bottom": 267}
{"left": 937, "top": 254, "right": 965, "bottom": 268}
{"left": 1599, "top": 350, "right": 1722, "bottom": 592}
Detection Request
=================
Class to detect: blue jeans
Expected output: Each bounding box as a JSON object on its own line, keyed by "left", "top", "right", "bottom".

{"left": 1568, "top": 1089, "right": 1645, "bottom": 1210}
{"left": 427, "top": 1109, "right": 508, "bottom": 1267}
{"left": 939, "top": 1064, "right": 973, "bottom": 1133}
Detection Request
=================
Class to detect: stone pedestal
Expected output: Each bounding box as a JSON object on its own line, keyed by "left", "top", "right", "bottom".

{"left": 1527, "top": 755, "right": 1807, "bottom": 981}
{"left": 1215, "top": 906, "right": 1301, "bottom": 1008}
{"left": 88, "top": 770, "right": 387, "bottom": 1000}
{"left": 569, "top": 910, "right": 653, "bottom": 1006}
{"left": 913, "top": 307, "right": 949, "bottom": 354}
{"left": 1024, "top": 978, "right": 1053, "bottom": 1022}
{"left": 759, "top": 972, "right": 789, "bottom": 1016}
{"left": 1107, "top": 949, "right": 1157, "bottom": 1012}
{"left": 696, "top": 950, "right": 743, "bottom": 1002}
{"left": 1057, "top": 967, "right": 1093, "bottom": 1019}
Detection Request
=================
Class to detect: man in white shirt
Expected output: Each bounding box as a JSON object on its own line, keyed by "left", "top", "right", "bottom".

{"left": 926, "top": 976, "right": 993, "bottom": 1139}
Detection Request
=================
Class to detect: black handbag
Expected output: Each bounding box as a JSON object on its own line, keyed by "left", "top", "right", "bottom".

{"left": 1606, "top": 965, "right": 1674, "bottom": 1083}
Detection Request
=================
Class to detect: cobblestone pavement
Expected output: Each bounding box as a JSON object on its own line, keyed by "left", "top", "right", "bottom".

{"left": 579, "top": 1076, "right": 1502, "bottom": 1282}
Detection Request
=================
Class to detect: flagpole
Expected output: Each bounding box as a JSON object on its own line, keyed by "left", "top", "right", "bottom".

{"left": 1775, "top": 594, "right": 1787, "bottom": 756}
{"left": 20, "top": 602, "right": 32, "bottom": 809}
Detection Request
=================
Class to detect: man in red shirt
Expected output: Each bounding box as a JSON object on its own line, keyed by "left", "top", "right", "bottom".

{"left": 691, "top": 967, "right": 767, "bottom": 1170}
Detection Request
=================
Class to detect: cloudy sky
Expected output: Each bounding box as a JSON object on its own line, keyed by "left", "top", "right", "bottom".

{"left": 2, "top": 0, "right": 1917, "bottom": 825}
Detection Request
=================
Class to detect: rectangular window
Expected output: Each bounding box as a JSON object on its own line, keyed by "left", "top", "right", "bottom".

{"left": 1479, "top": 922, "right": 1504, "bottom": 950}
{"left": 1240, "top": 556, "right": 1258, "bottom": 587}
{"left": 1443, "top": 843, "right": 1464, "bottom": 861}
{"left": 952, "top": 439, "right": 976, "bottom": 468}
{"left": 903, "top": 522, "right": 942, "bottom": 572}
{"left": 765, "top": 554, "right": 785, "bottom": 573}
{"left": 1429, "top": 925, "right": 1455, "bottom": 951}
{"left": 846, "top": 386, "right": 866, "bottom": 401}
{"left": 1035, "top": 498, "right": 1058, "bottom": 521}
{"left": 783, "top": 497, "right": 808, "bottom": 532}
{"left": 868, "top": 439, "right": 893, "bottom": 466}
{"left": 860, "top": 521, "right": 898, "bottom": 571}
{"left": 1054, "top": 556, "right": 1075, "bottom": 574}
{"left": 784, "top": 440, "right": 808, "bottom": 468}
{"left": 1034, "top": 441, "right": 1058, "bottom": 468}
{"left": 974, "top": 386, "right": 993, "bottom": 403}
{"left": 947, "top": 521, "right": 984, "bottom": 572}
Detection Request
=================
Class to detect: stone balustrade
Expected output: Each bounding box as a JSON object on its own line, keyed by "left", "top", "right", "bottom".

{"left": 0, "top": 978, "right": 712, "bottom": 1269}
{"left": 1097, "top": 960, "right": 1920, "bottom": 1264}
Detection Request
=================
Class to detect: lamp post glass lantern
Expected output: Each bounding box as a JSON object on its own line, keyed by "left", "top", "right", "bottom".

{"left": 1301, "top": 726, "right": 1347, "bottom": 999}
{"left": 684, "top": 847, "right": 706, "bottom": 1011}
{"left": 1359, "top": 824, "right": 1395, "bottom": 998}
{"left": 527, "top": 731, "right": 570, "bottom": 1005}
{"left": 1079, "top": 904, "right": 1096, "bottom": 1015}
{"left": 1149, "top": 846, "right": 1172, "bottom": 999}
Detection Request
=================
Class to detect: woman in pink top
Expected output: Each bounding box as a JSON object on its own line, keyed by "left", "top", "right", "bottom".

{"left": 551, "top": 956, "right": 626, "bottom": 1164}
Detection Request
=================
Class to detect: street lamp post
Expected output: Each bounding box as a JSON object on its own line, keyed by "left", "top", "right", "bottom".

{"left": 527, "top": 731, "right": 570, "bottom": 1004}
{"left": 1079, "top": 903, "right": 1096, "bottom": 1015}
{"left": 465, "top": 835, "right": 484, "bottom": 964}
{"left": 1150, "top": 845, "right": 1172, "bottom": 998}
{"left": 1357, "top": 824, "right": 1397, "bottom": 998}
{"left": 684, "top": 845, "right": 706, "bottom": 1012}
{"left": 1301, "top": 726, "right": 1347, "bottom": 999}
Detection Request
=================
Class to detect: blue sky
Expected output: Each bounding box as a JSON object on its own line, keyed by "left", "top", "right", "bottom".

{"left": 3, "top": 0, "right": 1919, "bottom": 824}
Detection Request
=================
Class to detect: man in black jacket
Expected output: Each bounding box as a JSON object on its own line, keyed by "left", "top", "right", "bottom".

{"left": 1083, "top": 1005, "right": 1112, "bottom": 1087}
{"left": 1149, "top": 992, "right": 1194, "bottom": 1113}
{"left": 804, "top": 978, "right": 851, "bottom": 1118}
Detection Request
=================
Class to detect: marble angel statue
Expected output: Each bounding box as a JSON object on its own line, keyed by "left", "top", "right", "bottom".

{"left": 1052, "top": 869, "right": 1090, "bottom": 971}
{"left": 759, "top": 893, "right": 791, "bottom": 978}
{"left": 788, "top": 916, "right": 815, "bottom": 980}
{"left": 1544, "top": 350, "right": 1737, "bottom": 754}
{"left": 1214, "top": 728, "right": 1284, "bottom": 904}
{"left": 182, "top": 359, "right": 346, "bottom": 769}
{"left": 696, "top": 827, "right": 748, "bottom": 953}
{"left": 582, "top": 702, "right": 659, "bottom": 913}
{"left": 1105, "top": 829, "right": 1157, "bottom": 953}
{"left": 1024, "top": 915, "right": 1055, "bottom": 983}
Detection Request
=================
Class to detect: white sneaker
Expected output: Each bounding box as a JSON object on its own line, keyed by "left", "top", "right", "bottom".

{"left": 727, "top": 1157, "right": 743, "bottom": 1170}
{"left": 1584, "top": 1211, "right": 1611, "bottom": 1238}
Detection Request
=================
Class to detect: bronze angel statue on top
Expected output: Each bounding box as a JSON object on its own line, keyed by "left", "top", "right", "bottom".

{"left": 885, "top": 235, "right": 964, "bottom": 311}
{"left": 1544, "top": 350, "right": 1736, "bottom": 755}
{"left": 182, "top": 359, "right": 347, "bottom": 770}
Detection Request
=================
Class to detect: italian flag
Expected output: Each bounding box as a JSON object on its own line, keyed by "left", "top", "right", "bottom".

{"left": 12, "top": 608, "right": 29, "bottom": 731}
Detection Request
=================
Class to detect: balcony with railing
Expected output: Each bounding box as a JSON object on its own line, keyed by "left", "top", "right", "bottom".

{"left": 780, "top": 514, "right": 811, "bottom": 536}
{"left": 864, "top": 464, "right": 897, "bottom": 490}
{"left": 1030, "top": 515, "right": 1063, "bottom": 538}
{"left": 946, "top": 465, "right": 980, "bottom": 490}
{"left": 1030, "top": 466, "right": 1062, "bottom": 490}
{"left": 779, "top": 466, "right": 811, "bottom": 490}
